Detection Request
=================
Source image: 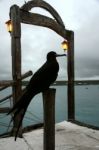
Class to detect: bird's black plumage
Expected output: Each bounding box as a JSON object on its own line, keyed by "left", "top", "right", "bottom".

{"left": 8, "top": 51, "right": 66, "bottom": 140}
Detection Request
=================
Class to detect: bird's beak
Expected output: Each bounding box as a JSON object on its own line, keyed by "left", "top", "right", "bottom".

{"left": 56, "top": 54, "right": 66, "bottom": 57}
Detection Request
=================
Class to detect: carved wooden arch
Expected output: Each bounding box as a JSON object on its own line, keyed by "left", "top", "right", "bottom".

{"left": 10, "top": 0, "right": 74, "bottom": 124}
{"left": 10, "top": 0, "right": 72, "bottom": 39}
{"left": 21, "top": 0, "right": 65, "bottom": 28}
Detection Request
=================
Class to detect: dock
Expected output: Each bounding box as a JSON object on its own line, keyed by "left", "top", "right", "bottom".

{"left": 0, "top": 121, "right": 99, "bottom": 150}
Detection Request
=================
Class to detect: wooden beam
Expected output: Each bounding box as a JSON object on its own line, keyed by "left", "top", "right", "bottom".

{"left": 0, "top": 71, "right": 32, "bottom": 88}
{"left": 67, "top": 31, "right": 75, "bottom": 120}
{"left": 0, "top": 80, "right": 15, "bottom": 87}
{"left": 42, "top": 89, "right": 56, "bottom": 150}
{"left": 10, "top": 5, "right": 22, "bottom": 137}
{"left": 0, "top": 107, "right": 10, "bottom": 113}
{"left": 20, "top": 10, "right": 69, "bottom": 39}
{"left": 21, "top": 0, "right": 65, "bottom": 27}
{"left": 21, "top": 70, "right": 33, "bottom": 80}
{"left": 0, "top": 85, "right": 10, "bottom": 91}
{"left": 10, "top": 4, "right": 22, "bottom": 104}
{"left": 0, "top": 95, "right": 12, "bottom": 103}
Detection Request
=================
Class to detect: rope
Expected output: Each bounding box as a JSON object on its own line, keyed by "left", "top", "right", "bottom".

{"left": 0, "top": 114, "right": 7, "bottom": 119}
{"left": 0, "top": 99, "right": 9, "bottom": 105}
{"left": 23, "top": 135, "right": 34, "bottom": 150}
{"left": 27, "top": 110, "right": 43, "bottom": 122}
{"left": 0, "top": 122, "right": 12, "bottom": 127}
{"left": 24, "top": 115, "right": 41, "bottom": 123}
{"left": 0, "top": 97, "right": 43, "bottom": 135}
{"left": 6, "top": 117, "right": 13, "bottom": 133}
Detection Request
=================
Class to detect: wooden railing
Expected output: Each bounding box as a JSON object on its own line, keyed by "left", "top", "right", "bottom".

{"left": 0, "top": 70, "right": 33, "bottom": 114}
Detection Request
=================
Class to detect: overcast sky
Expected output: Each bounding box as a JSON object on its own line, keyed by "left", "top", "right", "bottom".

{"left": 0, "top": 0, "right": 99, "bottom": 80}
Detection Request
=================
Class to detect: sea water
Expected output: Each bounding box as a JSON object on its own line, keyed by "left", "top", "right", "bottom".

{"left": 0, "top": 85, "right": 99, "bottom": 134}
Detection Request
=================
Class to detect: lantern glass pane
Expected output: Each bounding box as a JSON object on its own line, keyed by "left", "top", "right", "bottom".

{"left": 9, "top": 24, "right": 12, "bottom": 32}
{"left": 5, "top": 20, "right": 12, "bottom": 32}
{"left": 61, "top": 42, "right": 68, "bottom": 51}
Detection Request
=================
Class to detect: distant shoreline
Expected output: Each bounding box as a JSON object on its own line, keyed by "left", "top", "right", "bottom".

{"left": 22, "top": 80, "right": 99, "bottom": 86}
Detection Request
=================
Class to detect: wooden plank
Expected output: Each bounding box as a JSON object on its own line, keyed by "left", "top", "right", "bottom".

{"left": 21, "top": 70, "right": 33, "bottom": 80}
{"left": 42, "top": 89, "right": 56, "bottom": 150}
{"left": 0, "top": 85, "right": 9, "bottom": 91}
{"left": 66, "top": 31, "right": 75, "bottom": 120}
{"left": 0, "top": 95, "right": 12, "bottom": 103}
{"left": 0, "top": 71, "right": 32, "bottom": 88}
{"left": 0, "top": 107, "right": 10, "bottom": 113}
{"left": 10, "top": 4, "right": 22, "bottom": 106}
{"left": 10, "top": 5, "right": 22, "bottom": 137}
{"left": 0, "top": 80, "right": 15, "bottom": 87}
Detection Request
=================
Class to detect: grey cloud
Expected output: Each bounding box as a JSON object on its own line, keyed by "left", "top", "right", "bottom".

{"left": 75, "top": 58, "right": 99, "bottom": 78}
{"left": 74, "top": 12, "right": 99, "bottom": 79}
{"left": 1, "top": 0, "right": 99, "bottom": 80}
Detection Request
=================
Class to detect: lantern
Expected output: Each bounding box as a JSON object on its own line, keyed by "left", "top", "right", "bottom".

{"left": 5, "top": 20, "right": 12, "bottom": 33}
{"left": 61, "top": 40, "right": 68, "bottom": 51}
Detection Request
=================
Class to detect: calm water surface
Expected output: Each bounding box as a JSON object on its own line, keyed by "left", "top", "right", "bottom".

{"left": 0, "top": 85, "right": 99, "bottom": 134}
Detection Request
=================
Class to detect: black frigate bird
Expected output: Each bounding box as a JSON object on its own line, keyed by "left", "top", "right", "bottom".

{"left": 8, "top": 51, "right": 66, "bottom": 140}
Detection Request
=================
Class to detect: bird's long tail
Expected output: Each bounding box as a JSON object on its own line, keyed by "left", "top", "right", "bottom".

{"left": 7, "top": 90, "right": 34, "bottom": 141}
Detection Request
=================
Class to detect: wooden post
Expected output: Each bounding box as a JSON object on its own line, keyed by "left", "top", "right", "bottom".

{"left": 42, "top": 88, "right": 56, "bottom": 150}
{"left": 10, "top": 5, "right": 22, "bottom": 137}
{"left": 67, "top": 31, "right": 75, "bottom": 120}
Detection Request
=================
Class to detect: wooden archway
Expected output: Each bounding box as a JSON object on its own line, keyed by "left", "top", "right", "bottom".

{"left": 10, "top": 0, "right": 74, "bottom": 131}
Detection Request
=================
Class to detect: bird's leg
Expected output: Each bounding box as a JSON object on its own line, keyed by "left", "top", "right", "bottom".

{"left": 9, "top": 107, "right": 23, "bottom": 138}
{"left": 15, "top": 109, "right": 26, "bottom": 141}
